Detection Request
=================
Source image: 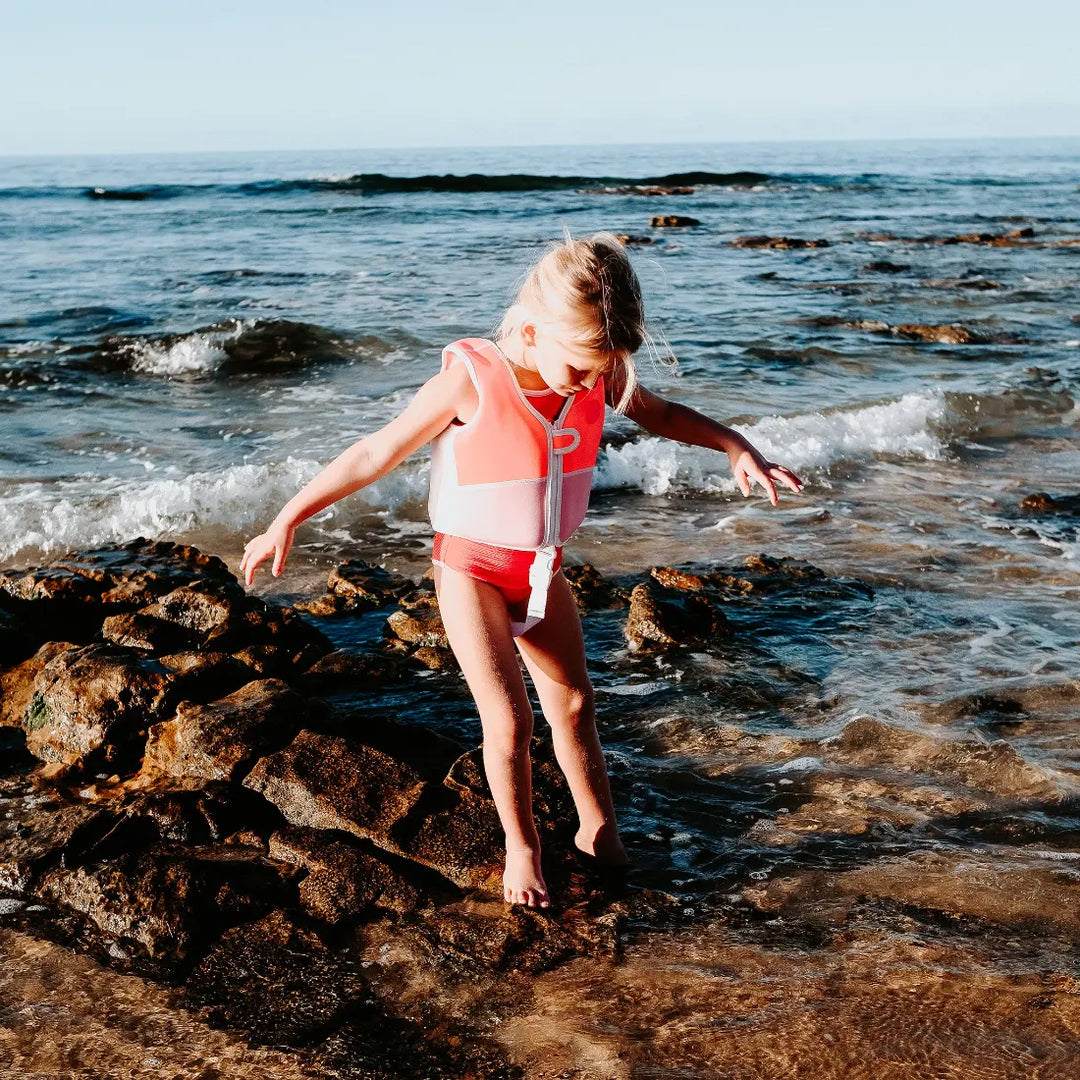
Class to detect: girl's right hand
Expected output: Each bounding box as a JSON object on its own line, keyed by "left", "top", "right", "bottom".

{"left": 239, "top": 522, "right": 295, "bottom": 586}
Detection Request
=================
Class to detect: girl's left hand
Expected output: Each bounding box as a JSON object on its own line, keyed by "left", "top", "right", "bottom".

{"left": 727, "top": 439, "right": 803, "bottom": 506}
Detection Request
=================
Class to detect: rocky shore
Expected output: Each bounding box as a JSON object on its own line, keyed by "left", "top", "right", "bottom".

{"left": 3, "top": 537, "right": 1080, "bottom": 1078}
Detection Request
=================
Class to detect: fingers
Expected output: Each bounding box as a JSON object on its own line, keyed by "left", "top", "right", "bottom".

{"left": 739, "top": 462, "right": 803, "bottom": 504}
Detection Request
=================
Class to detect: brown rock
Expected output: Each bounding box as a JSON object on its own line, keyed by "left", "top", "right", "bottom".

{"left": 138, "top": 679, "right": 306, "bottom": 785}
{"left": 650, "top": 215, "right": 700, "bottom": 228}
{"left": 0, "top": 641, "right": 75, "bottom": 728}
{"left": 893, "top": 323, "right": 979, "bottom": 345}
{"left": 183, "top": 908, "right": 377, "bottom": 1046}
{"left": 36, "top": 845, "right": 295, "bottom": 969}
{"left": 730, "top": 235, "right": 829, "bottom": 249}
{"left": 624, "top": 579, "right": 730, "bottom": 652}
{"left": 268, "top": 824, "right": 428, "bottom": 920}
{"left": 563, "top": 563, "right": 628, "bottom": 611}
{"left": 243, "top": 729, "right": 427, "bottom": 850}
{"left": 861, "top": 261, "right": 910, "bottom": 273}
{"left": 650, "top": 566, "right": 705, "bottom": 591}
{"left": 24, "top": 643, "right": 172, "bottom": 769}
{"left": 1020, "top": 492, "right": 1080, "bottom": 516}
{"left": 0, "top": 798, "right": 107, "bottom": 895}
{"left": 613, "top": 234, "right": 655, "bottom": 245}
{"left": 298, "top": 647, "right": 409, "bottom": 692}
{"left": 385, "top": 605, "right": 449, "bottom": 649}
{"left": 826, "top": 716, "right": 1065, "bottom": 800}
{"left": 0, "top": 539, "right": 235, "bottom": 652}
{"left": 155, "top": 650, "right": 254, "bottom": 703}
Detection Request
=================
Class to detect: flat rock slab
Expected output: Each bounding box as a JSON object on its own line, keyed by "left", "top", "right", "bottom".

{"left": 139, "top": 678, "right": 306, "bottom": 784}
{"left": 268, "top": 824, "right": 431, "bottom": 921}
{"left": 244, "top": 729, "right": 427, "bottom": 850}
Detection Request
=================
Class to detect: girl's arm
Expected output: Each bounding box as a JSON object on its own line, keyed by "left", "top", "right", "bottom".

{"left": 240, "top": 364, "right": 469, "bottom": 584}
{"left": 607, "top": 375, "right": 803, "bottom": 505}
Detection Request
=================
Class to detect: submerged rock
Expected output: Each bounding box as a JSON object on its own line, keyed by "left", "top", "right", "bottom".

{"left": 1020, "top": 492, "right": 1080, "bottom": 516}
{"left": 730, "top": 235, "right": 830, "bottom": 249}
{"left": 650, "top": 215, "right": 700, "bottom": 228}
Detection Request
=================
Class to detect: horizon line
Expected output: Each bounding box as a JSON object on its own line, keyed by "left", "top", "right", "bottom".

{"left": 3, "top": 132, "right": 1080, "bottom": 162}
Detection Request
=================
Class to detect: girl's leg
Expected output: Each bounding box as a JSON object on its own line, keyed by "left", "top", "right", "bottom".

{"left": 515, "top": 571, "right": 628, "bottom": 865}
{"left": 433, "top": 564, "right": 550, "bottom": 908}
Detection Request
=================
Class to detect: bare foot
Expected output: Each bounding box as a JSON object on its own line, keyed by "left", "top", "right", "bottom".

{"left": 503, "top": 845, "right": 551, "bottom": 908}
{"left": 574, "top": 823, "right": 630, "bottom": 867}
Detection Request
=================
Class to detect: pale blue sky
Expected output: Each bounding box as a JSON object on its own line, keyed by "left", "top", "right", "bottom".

{"left": 2, "top": 0, "right": 1078, "bottom": 155}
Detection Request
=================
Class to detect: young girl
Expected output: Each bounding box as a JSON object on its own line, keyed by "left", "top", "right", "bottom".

{"left": 241, "top": 232, "right": 802, "bottom": 910}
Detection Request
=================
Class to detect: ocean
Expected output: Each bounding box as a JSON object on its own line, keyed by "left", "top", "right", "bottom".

{"left": 2, "top": 138, "right": 1079, "bottom": 1075}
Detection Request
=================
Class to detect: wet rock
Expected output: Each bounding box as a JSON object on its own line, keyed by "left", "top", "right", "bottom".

{"left": 0, "top": 597, "right": 33, "bottom": 665}
{"left": 36, "top": 845, "right": 297, "bottom": 971}
{"left": 0, "top": 641, "right": 75, "bottom": 729}
{"left": 892, "top": 323, "right": 982, "bottom": 345}
{"left": 298, "top": 647, "right": 409, "bottom": 693}
{"left": 857, "top": 227, "right": 1040, "bottom": 246}
{"left": 825, "top": 716, "right": 1066, "bottom": 800}
{"left": 613, "top": 234, "right": 655, "bottom": 245}
{"left": 1020, "top": 492, "right": 1080, "bottom": 516}
{"left": 0, "top": 539, "right": 235, "bottom": 652}
{"left": 928, "top": 276, "right": 1004, "bottom": 290}
{"left": 23, "top": 643, "right": 172, "bottom": 770}
{"left": 294, "top": 558, "right": 412, "bottom": 617}
{"left": 563, "top": 563, "right": 629, "bottom": 611}
{"left": 394, "top": 742, "right": 575, "bottom": 893}
{"left": 861, "top": 260, "right": 910, "bottom": 273}
{"left": 154, "top": 649, "right": 254, "bottom": 703}
{"left": 730, "top": 235, "right": 830, "bottom": 249}
{"left": 824, "top": 850, "right": 1080, "bottom": 939}
{"left": 183, "top": 908, "right": 380, "bottom": 1046}
{"left": 411, "top": 898, "right": 622, "bottom": 975}
{"left": 99, "top": 610, "right": 189, "bottom": 653}
{"left": 268, "top": 825, "right": 429, "bottom": 921}
{"left": 385, "top": 600, "right": 450, "bottom": 650}
{"left": 624, "top": 579, "right": 730, "bottom": 652}
{"left": 650, "top": 215, "right": 700, "bottom": 228}
{"left": 137, "top": 679, "right": 306, "bottom": 785}
{"left": 0, "top": 799, "right": 108, "bottom": 895}
{"left": 243, "top": 729, "right": 428, "bottom": 850}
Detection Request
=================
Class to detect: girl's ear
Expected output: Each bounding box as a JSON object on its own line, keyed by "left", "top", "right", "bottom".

{"left": 520, "top": 320, "right": 537, "bottom": 350}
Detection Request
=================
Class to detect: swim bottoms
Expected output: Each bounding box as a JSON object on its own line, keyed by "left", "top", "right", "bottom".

{"left": 432, "top": 532, "right": 563, "bottom": 637}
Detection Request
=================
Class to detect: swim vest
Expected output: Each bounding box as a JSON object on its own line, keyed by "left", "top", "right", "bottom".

{"left": 427, "top": 337, "right": 606, "bottom": 627}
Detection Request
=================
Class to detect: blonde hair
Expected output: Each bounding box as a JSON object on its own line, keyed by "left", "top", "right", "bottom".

{"left": 495, "top": 230, "right": 662, "bottom": 414}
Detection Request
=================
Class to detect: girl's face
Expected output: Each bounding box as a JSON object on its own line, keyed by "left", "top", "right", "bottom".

{"left": 525, "top": 323, "right": 613, "bottom": 397}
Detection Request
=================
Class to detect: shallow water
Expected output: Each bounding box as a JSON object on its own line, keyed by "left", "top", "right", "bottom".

{"left": 2, "top": 138, "right": 1079, "bottom": 1075}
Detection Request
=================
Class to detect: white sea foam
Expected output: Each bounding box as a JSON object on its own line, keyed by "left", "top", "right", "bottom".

{"left": 595, "top": 390, "right": 946, "bottom": 494}
{"left": 127, "top": 331, "right": 229, "bottom": 377}
{"left": 0, "top": 455, "right": 431, "bottom": 562}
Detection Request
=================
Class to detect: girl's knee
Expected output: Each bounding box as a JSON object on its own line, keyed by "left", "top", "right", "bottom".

{"left": 481, "top": 708, "right": 535, "bottom": 756}
{"left": 547, "top": 684, "right": 595, "bottom": 734}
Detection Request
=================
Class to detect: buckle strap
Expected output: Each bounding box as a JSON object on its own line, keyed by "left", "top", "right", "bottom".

{"left": 526, "top": 546, "right": 558, "bottom": 621}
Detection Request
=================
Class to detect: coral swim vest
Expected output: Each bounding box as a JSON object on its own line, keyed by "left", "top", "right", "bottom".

{"left": 427, "top": 337, "right": 606, "bottom": 630}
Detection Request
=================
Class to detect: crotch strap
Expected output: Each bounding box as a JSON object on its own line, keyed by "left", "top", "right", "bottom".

{"left": 526, "top": 545, "right": 558, "bottom": 623}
